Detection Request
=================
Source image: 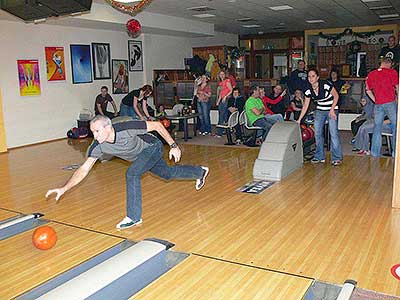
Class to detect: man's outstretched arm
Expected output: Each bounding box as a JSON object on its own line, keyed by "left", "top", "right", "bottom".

{"left": 46, "top": 157, "right": 98, "bottom": 201}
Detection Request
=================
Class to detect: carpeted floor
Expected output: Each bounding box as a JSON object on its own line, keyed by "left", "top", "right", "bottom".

{"left": 174, "top": 125, "right": 392, "bottom": 158}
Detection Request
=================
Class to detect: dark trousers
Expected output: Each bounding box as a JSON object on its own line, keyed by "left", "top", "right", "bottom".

{"left": 351, "top": 118, "right": 367, "bottom": 136}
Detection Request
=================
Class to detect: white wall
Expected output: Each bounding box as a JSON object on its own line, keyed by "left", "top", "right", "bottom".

{"left": 0, "top": 20, "right": 237, "bottom": 148}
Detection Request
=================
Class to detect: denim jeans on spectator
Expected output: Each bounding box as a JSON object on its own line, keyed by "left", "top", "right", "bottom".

{"left": 314, "top": 109, "right": 343, "bottom": 161}
{"left": 126, "top": 140, "right": 204, "bottom": 221}
{"left": 371, "top": 101, "right": 397, "bottom": 157}
{"left": 253, "top": 117, "right": 274, "bottom": 141}
{"left": 197, "top": 101, "right": 211, "bottom": 133}
{"left": 216, "top": 101, "right": 229, "bottom": 136}
{"left": 120, "top": 103, "right": 139, "bottom": 119}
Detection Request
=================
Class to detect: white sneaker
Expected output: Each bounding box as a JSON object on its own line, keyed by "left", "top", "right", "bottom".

{"left": 116, "top": 216, "right": 142, "bottom": 229}
{"left": 196, "top": 166, "right": 209, "bottom": 190}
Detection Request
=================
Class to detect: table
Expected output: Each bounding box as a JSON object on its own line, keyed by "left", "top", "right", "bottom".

{"left": 167, "top": 113, "right": 200, "bottom": 142}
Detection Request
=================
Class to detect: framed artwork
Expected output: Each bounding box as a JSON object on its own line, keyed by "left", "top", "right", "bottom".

{"left": 70, "top": 44, "right": 92, "bottom": 84}
{"left": 112, "top": 59, "right": 129, "bottom": 94}
{"left": 17, "top": 59, "right": 41, "bottom": 96}
{"left": 92, "top": 43, "right": 111, "bottom": 80}
{"left": 341, "top": 64, "right": 351, "bottom": 78}
{"left": 128, "top": 40, "right": 143, "bottom": 71}
{"left": 45, "top": 47, "right": 66, "bottom": 81}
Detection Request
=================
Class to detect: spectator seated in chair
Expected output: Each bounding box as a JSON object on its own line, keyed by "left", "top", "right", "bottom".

{"left": 286, "top": 89, "right": 304, "bottom": 121}
{"left": 245, "top": 85, "right": 279, "bottom": 144}
{"left": 350, "top": 97, "right": 374, "bottom": 144}
{"left": 354, "top": 117, "right": 392, "bottom": 156}
{"left": 227, "top": 87, "right": 245, "bottom": 144}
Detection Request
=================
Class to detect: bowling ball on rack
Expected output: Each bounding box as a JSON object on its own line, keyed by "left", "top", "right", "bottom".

{"left": 301, "top": 128, "right": 311, "bottom": 142}
{"left": 307, "top": 127, "right": 315, "bottom": 139}
{"left": 32, "top": 225, "right": 57, "bottom": 250}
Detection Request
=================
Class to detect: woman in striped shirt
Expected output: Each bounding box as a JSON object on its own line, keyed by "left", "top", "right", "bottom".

{"left": 297, "top": 68, "right": 343, "bottom": 166}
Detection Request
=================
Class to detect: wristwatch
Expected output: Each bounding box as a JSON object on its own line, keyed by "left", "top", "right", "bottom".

{"left": 170, "top": 142, "right": 178, "bottom": 148}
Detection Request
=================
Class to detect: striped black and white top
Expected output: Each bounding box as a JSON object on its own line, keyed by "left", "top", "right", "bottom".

{"left": 304, "top": 80, "right": 338, "bottom": 111}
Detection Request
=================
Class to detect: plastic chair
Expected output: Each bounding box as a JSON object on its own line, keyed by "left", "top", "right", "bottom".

{"left": 382, "top": 132, "right": 393, "bottom": 154}
{"left": 216, "top": 111, "right": 239, "bottom": 145}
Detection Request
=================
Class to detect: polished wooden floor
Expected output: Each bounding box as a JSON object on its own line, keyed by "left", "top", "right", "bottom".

{"left": 1, "top": 138, "right": 399, "bottom": 297}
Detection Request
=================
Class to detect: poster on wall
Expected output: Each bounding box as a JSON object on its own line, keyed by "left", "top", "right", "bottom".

{"left": 17, "top": 59, "right": 41, "bottom": 96}
{"left": 92, "top": 43, "right": 111, "bottom": 80}
{"left": 128, "top": 40, "right": 143, "bottom": 72}
{"left": 70, "top": 44, "right": 92, "bottom": 84}
{"left": 45, "top": 47, "right": 66, "bottom": 81}
{"left": 112, "top": 59, "right": 129, "bottom": 94}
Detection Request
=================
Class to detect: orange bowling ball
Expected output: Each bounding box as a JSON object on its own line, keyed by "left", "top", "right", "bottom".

{"left": 161, "top": 119, "right": 171, "bottom": 128}
{"left": 32, "top": 226, "right": 57, "bottom": 250}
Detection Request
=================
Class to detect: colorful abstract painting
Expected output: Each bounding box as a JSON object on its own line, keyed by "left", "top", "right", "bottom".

{"left": 17, "top": 59, "right": 41, "bottom": 96}
{"left": 45, "top": 47, "right": 66, "bottom": 81}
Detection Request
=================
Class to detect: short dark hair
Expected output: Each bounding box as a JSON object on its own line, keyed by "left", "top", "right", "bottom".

{"left": 101, "top": 86, "right": 108, "bottom": 91}
{"left": 249, "top": 85, "right": 259, "bottom": 96}
{"left": 308, "top": 68, "right": 319, "bottom": 77}
{"left": 141, "top": 84, "right": 153, "bottom": 94}
{"left": 232, "top": 87, "right": 241, "bottom": 94}
{"left": 298, "top": 59, "right": 305, "bottom": 64}
{"left": 382, "top": 57, "right": 393, "bottom": 65}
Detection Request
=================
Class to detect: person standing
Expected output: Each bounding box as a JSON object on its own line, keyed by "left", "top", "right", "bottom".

{"left": 288, "top": 60, "right": 308, "bottom": 95}
{"left": 366, "top": 57, "right": 399, "bottom": 157}
{"left": 196, "top": 75, "right": 212, "bottom": 135}
{"left": 297, "top": 69, "right": 343, "bottom": 166}
{"left": 328, "top": 69, "right": 351, "bottom": 108}
{"left": 46, "top": 115, "right": 209, "bottom": 229}
{"left": 94, "top": 86, "right": 118, "bottom": 119}
{"left": 379, "top": 35, "right": 400, "bottom": 70}
{"left": 216, "top": 70, "right": 233, "bottom": 137}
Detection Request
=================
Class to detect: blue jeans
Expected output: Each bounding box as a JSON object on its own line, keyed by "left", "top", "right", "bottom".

{"left": 314, "top": 110, "right": 343, "bottom": 161}
{"left": 216, "top": 100, "right": 229, "bottom": 136}
{"left": 126, "top": 141, "right": 204, "bottom": 221}
{"left": 253, "top": 115, "right": 283, "bottom": 141}
{"left": 197, "top": 101, "right": 211, "bottom": 133}
{"left": 120, "top": 103, "right": 139, "bottom": 120}
{"left": 371, "top": 101, "right": 397, "bottom": 157}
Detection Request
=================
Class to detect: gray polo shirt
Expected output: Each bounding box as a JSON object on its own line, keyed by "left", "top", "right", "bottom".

{"left": 87, "top": 121, "right": 158, "bottom": 162}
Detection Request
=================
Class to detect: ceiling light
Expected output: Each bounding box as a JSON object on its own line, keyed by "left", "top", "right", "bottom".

{"left": 242, "top": 24, "right": 261, "bottom": 28}
{"left": 236, "top": 17, "right": 255, "bottom": 22}
{"left": 113, "top": 0, "right": 141, "bottom": 2}
{"left": 379, "top": 13, "right": 400, "bottom": 18}
{"left": 192, "top": 13, "right": 216, "bottom": 18}
{"left": 269, "top": 5, "right": 293, "bottom": 11}
{"left": 306, "top": 19, "right": 325, "bottom": 23}
{"left": 361, "top": 0, "right": 381, "bottom": 2}
{"left": 369, "top": 5, "right": 393, "bottom": 10}
{"left": 187, "top": 6, "right": 215, "bottom": 12}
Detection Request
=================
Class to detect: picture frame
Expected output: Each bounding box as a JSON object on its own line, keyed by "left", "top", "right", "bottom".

{"left": 45, "top": 47, "right": 66, "bottom": 81}
{"left": 70, "top": 44, "right": 92, "bottom": 84}
{"left": 92, "top": 43, "right": 111, "bottom": 80}
{"left": 112, "top": 59, "right": 129, "bottom": 94}
{"left": 128, "top": 40, "right": 143, "bottom": 72}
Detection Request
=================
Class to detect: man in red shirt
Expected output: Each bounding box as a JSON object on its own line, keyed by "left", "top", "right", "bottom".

{"left": 366, "top": 57, "right": 399, "bottom": 157}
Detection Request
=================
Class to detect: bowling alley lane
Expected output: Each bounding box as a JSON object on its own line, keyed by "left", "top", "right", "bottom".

{"left": 0, "top": 221, "right": 123, "bottom": 300}
{"left": 0, "top": 208, "right": 18, "bottom": 220}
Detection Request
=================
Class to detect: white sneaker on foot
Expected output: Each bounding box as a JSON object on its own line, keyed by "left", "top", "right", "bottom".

{"left": 116, "top": 216, "right": 142, "bottom": 229}
{"left": 196, "top": 166, "right": 209, "bottom": 191}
